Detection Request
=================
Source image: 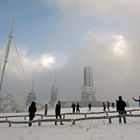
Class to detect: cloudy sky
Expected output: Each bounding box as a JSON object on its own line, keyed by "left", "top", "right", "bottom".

{"left": 0, "top": 0, "right": 140, "bottom": 105}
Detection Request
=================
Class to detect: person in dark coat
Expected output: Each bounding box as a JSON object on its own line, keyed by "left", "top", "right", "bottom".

{"left": 76, "top": 103, "right": 80, "bottom": 113}
{"left": 28, "top": 101, "right": 37, "bottom": 127}
{"left": 107, "top": 101, "right": 110, "bottom": 111}
{"left": 71, "top": 103, "right": 76, "bottom": 113}
{"left": 55, "top": 101, "right": 63, "bottom": 125}
{"left": 112, "top": 102, "right": 115, "bottom": 108}
{"left": 116, "top": 96, "right": 126, "bottom": 123}
{"left": 44, "top": 103, "right": 48, "bottom": 115}
{"left": 88, "top": 102, "right": 92, "bottom": 111}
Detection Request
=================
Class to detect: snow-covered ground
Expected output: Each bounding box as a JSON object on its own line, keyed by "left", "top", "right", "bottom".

{"left": 0, "top": 107, "right": 140, "bottom": 140}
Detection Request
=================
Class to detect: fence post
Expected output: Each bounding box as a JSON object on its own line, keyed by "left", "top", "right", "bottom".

{"left": 6, "top": 117, "right": 8, "bottom": 120}
{"left": 55, "top": 120, "right": 57, "bottom": 125}
{"left": 63, "top": 115, "right": 65, "bottom": 119}
{"left": 41, "top": 115, "right": 43, "bottom": 119}
{"left": 108, "top": 117, "right": 112, "bottom": 124}
{"left": 24, "top": 116, "right": 26, "bottom": 120}
{"left": 72, "top": 120, "right": 75, "bottom": 125}
{"left": 105, "top": 111, "right": 108, "bottom": 117}
{"left": 84, "top": 114, "right": 87, "bottom": 118}
{"left": 9, "top": 122, "right": 11, "bottom": 127}
{"left": 38, "top": 120, "right": 41, "bottom": 126}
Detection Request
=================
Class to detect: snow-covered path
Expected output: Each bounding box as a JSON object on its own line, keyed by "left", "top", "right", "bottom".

{"left": 0, "top": 107, "right": 140, "bottom": 140}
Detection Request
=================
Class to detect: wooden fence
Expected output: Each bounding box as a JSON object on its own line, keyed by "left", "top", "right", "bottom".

{"left": 0, "top": 109, "right": 140, "bottom": 127}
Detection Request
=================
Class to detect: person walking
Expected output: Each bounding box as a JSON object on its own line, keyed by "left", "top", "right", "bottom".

{"left": 71, "top": 102, "right": 76, "bottom": 113}
{"left": 44, "top": 103, "right": 48, "bottom": 115}
{"left": 102, "top": 102, "right": 106, "bottom": 111}
{"left": 88, "top": 102, "right": 92, "bottom": 111}
{"left": 116, "top": 96, "right": 126, "bottom": 123}
{"left": 76, "top": 103, "right": 80, "bottom": 113}
{"left": 55, "top": 101, "right": 63, "bottom": 125}
{"left": 112, "top": 102, "right": 115, "bottom": 108}
{"left": 28, "top": 101, "right": 37, "bottom": 127}
{"left": 107, "top": 101, "right": 110, "bottom": 111}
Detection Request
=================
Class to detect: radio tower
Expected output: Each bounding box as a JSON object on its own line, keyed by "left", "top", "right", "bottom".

{"left": 81, "top": 66, "right": 96, "bottom": 102}
{"left": 0, "top": 22, "right": 14, "bottom": 94}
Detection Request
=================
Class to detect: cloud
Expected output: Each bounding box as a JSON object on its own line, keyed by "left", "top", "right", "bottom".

{"left": 1, "top": 29, "right": 139, "bottom": 105}
{"left": 47, "top": 0, "right": 140, "bottom": 20}
{"left": 63, "top": 31, "right": 140, "bottom": 103}
{"left": 0, "top": 43, "right": 58, "bottom": 98}
{"left": 1, "top": 0, "right": 140, "bottom": 105}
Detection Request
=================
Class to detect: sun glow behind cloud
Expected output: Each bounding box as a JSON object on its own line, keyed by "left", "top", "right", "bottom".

{"left": 22, "top": 53, "right": 56, "bottom": 71}
{"left": 41, "top": 54, "right": 55, "bottom": 68}
{"left": 2, "top": 49, "right": 57, "bottom": 78}
{"left": 112, "top": 35, "right": 127, "bottom": 57}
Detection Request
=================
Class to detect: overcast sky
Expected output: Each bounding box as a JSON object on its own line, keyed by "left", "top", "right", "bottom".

{"left": 0, "top": 0, "right": 140, "bottom": 106}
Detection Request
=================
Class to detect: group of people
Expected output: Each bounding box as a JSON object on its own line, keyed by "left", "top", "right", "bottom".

{"left": 44, "top": 101, "right": 64, "bottom": 125}
{"left": 28, "top": 101, "right": 64, "bottom": 126}
{"left": 71, "top": 102, "right": 92, "bottom": 113}
{"left": 71, "top": 103, "right": 80, "bottom": 113}
{"left": 102, "top": 96, "right": 127, "bottom": 123}
{"left": 28, "top": 95, "right": 140, "bottom": 126}
{"left": 102, "top": 101, "right": 115, "bottom": 111}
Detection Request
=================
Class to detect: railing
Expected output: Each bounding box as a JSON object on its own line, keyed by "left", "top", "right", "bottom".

{"left": 0, "top": 109, "right": 140, "bottom": 127}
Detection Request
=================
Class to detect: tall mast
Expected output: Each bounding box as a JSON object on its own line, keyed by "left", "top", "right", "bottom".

{"left": 31, "top": 80, "right": 35, "bottom": 92}
{"left": 0, "top": 22, "right": 14, "bottom": 94}
{"left": 54, "top": 68, "right": 56, "bottom": 85}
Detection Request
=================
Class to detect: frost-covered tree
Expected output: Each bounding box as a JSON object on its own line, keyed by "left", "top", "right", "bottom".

{"left": 0, "top": 94, "right": 25, "bottom": 113}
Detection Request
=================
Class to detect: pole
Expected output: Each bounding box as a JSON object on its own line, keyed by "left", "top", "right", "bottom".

{"left": 0, "top": 22, "right": 14, "bottom": 94}
{"left": 0, "top": 21, "right": 14, "bottom": 112}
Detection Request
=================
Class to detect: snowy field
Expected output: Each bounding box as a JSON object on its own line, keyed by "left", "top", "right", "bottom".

{"left": 0, "top": 107, "right": 140, "bottom": 140}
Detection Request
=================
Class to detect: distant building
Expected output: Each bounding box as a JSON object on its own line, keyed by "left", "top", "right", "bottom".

{"left": 81, "top": 66, "right": 96, "bottom": 102}
{"left": 49, "top": 66, "right": 129, "bottom": 108}
{"left": 26, "top": 81, "right": 36, "bottom": 106}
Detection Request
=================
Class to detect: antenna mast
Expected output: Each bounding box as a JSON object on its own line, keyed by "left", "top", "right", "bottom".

{"left": 0, "top": 21, "right": 14, "bottom": 94}
{"left": 32, "top": 80, "right": 35, "bottom": 92}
